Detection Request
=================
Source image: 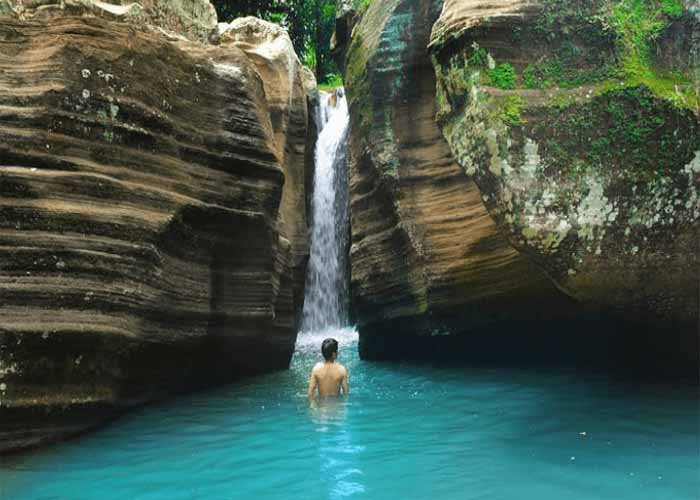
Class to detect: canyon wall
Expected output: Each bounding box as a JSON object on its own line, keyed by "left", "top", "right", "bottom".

{"left": 0, "top": 2, "right": 316, "bottom": 453}
{"left": 337, "top": 0, "right": 699, "bottom": 369}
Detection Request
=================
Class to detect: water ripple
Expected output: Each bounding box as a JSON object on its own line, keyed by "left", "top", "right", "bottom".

{"left": 1, "top": 335, "right": 698, "bottom": 500}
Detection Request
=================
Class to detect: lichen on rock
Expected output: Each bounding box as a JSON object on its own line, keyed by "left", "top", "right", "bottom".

{"left": 430, "top": 0, "right": 700, "bottom": 332}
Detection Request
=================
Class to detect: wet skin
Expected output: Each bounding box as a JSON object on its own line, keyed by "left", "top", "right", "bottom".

{"left": 308, "top": 353, "right": 349, "bottom": 398}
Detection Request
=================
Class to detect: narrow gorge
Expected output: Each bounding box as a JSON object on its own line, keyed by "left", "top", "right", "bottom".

{"left": 0, "top": 0, "right": 698, "bottom": 481}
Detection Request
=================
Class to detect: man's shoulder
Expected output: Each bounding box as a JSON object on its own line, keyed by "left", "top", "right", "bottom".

{"left": 312, "top": 362, "right": 324, "bottom": 372}
{"left": 337, "top": 363, "right": 348, "bottom": 375}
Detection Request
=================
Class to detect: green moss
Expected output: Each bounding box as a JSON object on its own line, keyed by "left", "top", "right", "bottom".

{"left": 660, "top": 0, "right": 683, "bottom": 18}
{"left": 611, "top": 0, "right": 666, "bottom": 76}
{"left": 434, "top": 52, "right": 476, "bottom": 114}
{"left": 345, "top": 32, "right": 373, "bottom": 131}
{"left": 523, "top": 59, "right": 619, "bottom": 89}
{"left": 497, "top": 95, "right": 526, "bottom": 126}
{"left": 524, "top": 0, "right": 697, "bottom": 109}
{"left": 534, "top": 85, "right": 699, "bottom": 182}
{"left": 594, "top": 68, "right": 699, "bottom": 110}
{"left": 489, "top": 63, "right": 517, "bottom": 89}
{"left": 469, "top": 45, "right": 488, "bottom": 67}
{"left": 353, "top": 0, "right": 372, "bottom": 11}
{"left": 534, "top": 0, "right": 608, "bottom": 35}
{"left": 521, "top": 35, "right": 621, "bottom": 89}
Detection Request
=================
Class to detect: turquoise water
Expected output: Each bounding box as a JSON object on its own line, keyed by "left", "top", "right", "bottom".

{"left": 2, "top": 328, "right": 698, "bottom": 500}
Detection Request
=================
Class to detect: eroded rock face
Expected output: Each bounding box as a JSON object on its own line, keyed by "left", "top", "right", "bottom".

{"left": 0, "top": 11, "right": 314, "bottom": 453}
{"left": 338, "top": 0, "right": 572, "bottom": 361}
{"left": 430, "top": 0, "right": 699, "bottom": 345}
{"left": 0, "top": 0, "right": 218, "bottom": 41}
{"left": 338, "top": 0, "right": 698, "bottom": 370}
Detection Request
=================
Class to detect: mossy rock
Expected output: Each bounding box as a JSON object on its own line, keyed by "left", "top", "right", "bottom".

{"left": 430, "top": 0, "right": 700, "bottom": 328}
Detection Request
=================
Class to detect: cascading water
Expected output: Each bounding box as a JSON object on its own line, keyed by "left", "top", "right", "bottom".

{"left": 300, "top": 89, "right": 351, "bottom": 334}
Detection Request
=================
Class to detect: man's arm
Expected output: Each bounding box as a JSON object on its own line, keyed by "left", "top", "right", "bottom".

{"left": 341, "top": 367, "right": 349, "bottom": 395}
{"left": 307, "top": 367, "right": 317, "bottom": 399}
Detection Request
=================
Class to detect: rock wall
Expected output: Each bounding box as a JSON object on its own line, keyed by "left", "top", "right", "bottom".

{"left": 0, "top": 5, "right": 316, "bottom": 453}
{"left": 338, "top": 0, "right": 574, "bottom": 361}
{"left": 337, "top": 0, "right": 699, "bottom": 371}
{"left": 0, "top": 0, "right": 218, "bottom": 41}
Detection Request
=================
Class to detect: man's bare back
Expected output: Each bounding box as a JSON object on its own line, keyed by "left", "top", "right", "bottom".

{"left": 307, "top": 338, "right": 349, "bottom": 399}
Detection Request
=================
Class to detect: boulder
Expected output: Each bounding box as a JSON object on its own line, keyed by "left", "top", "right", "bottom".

{"left": 0, "top": 8, "right": 315, "bottom": 453}
{"left": 429, "top": 0, "right": 699, "bottom": 356}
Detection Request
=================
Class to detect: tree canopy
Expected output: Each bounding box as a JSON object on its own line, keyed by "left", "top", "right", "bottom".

{"left": 212, "top": 0, "right": 339, "bottom": 85}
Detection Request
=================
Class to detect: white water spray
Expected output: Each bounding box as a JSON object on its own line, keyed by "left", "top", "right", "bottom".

{"left": 300, "top": 89, "right": 351, "bottom": 335}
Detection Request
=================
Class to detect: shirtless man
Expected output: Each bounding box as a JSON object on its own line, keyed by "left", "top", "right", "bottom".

{"left": 307, "top": 338, "right": 349, "bottom": 399}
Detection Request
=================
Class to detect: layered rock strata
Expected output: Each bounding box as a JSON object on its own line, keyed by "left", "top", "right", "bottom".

{"left": 338, "top": 0, "right": 699, "bottom": 370}
{"left": 0, "top": 5, "right": 315, "bottom": 453}
{"left": 338, "top": 0, "right": 575, "bottom": 361}
{"left": 430, "top": 0, "right": 699, "bottom": 356}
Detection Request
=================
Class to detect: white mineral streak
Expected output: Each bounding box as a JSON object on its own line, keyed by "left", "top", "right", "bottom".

{"left": 211, "top": 62, "right": 243, "bottom": 80}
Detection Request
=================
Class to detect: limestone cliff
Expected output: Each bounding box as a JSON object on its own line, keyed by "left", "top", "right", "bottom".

{"left": 337, "top": 0, "right": 699, "bottom": 369}
{"left": 430, "top": 0, "right": 699, "bottom": 350}
{"left": 0, "top": 4, "right": 315, "bottom": 453}
{"left": 337, "top": 0, "right": 573, "bottom": 361}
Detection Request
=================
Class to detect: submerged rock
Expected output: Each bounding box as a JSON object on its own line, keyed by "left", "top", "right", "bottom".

{"left": 337, "top": 0, "right": 699, "bottom": 370}
{"left": 0, "top": 5, "right": 315, "bottom": 453}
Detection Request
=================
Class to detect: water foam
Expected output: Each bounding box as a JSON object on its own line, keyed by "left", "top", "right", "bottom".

{"left": 300, "top": 89, "right": 351, "bottom": 334}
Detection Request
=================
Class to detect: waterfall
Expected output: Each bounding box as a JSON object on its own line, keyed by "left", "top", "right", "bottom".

{"left": 300, "top": 89, "right": 350, "bottom": 333}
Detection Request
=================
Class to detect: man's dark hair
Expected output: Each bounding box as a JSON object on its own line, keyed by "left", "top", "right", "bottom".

{"left": 321, "top": 338, "right": 338, "bottom": 361}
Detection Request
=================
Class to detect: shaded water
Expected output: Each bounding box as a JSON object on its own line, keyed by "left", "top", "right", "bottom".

{"left": 2, "top": 329, "right": 698, "bottom": 500}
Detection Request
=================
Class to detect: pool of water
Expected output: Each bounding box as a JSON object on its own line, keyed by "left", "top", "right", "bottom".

{"left": 2, "top": 328, "right": 698, "bottom": 500}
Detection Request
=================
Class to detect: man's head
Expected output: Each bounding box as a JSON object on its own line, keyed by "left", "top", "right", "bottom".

{"left": 321, "top": 338, "right": 338, "bottom": 361}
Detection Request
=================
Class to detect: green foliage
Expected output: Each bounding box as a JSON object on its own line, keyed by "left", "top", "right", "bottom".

{"left": 319, "top": 74, "right": 344, "bottom": 90}
{"left": 498, "top": 96, "right": 526, "bottom": 125}
{"left": 439, "top": 56, "right": 473, "bottom": 100}
{"left": 523, "top": 58, "right": 619, "bottom": 89}
{"left": 469, "top": 46, "right": 488, "bottom": 67}
{"left": 538, "top": 86, "right": 698, "bottom": 180}
{"left": 660, "top": 0, "right": 684, "bottom": 17}
{"left": 534, "top": 0, "right": 610, "bottom": 41}
{"left": 610, "top": 0, "right": 666, "bottom": 77}
{"left": 303, "top": 39, "right": 317, "bottom": 69}
{"left": 488, "top": 63, "right": 517, "bottom": 89}
{"left": 354, "top": 0, "right": 372, "bottom": 11}
{"left": 605, "top": 0, "right": 695, "bottom": 109}
{"left": 518, "top": 0, "right": 693, "bottom": 108}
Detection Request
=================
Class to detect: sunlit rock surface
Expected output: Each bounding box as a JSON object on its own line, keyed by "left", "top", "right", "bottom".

{"left": 338, "top": 0, "right": 699, "bottom": 369}
{"left": 0, "top": 0, "right": 218, "bottom": 41}
{"left": 0, "top": 8, "right": 315, "bottom": 453}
